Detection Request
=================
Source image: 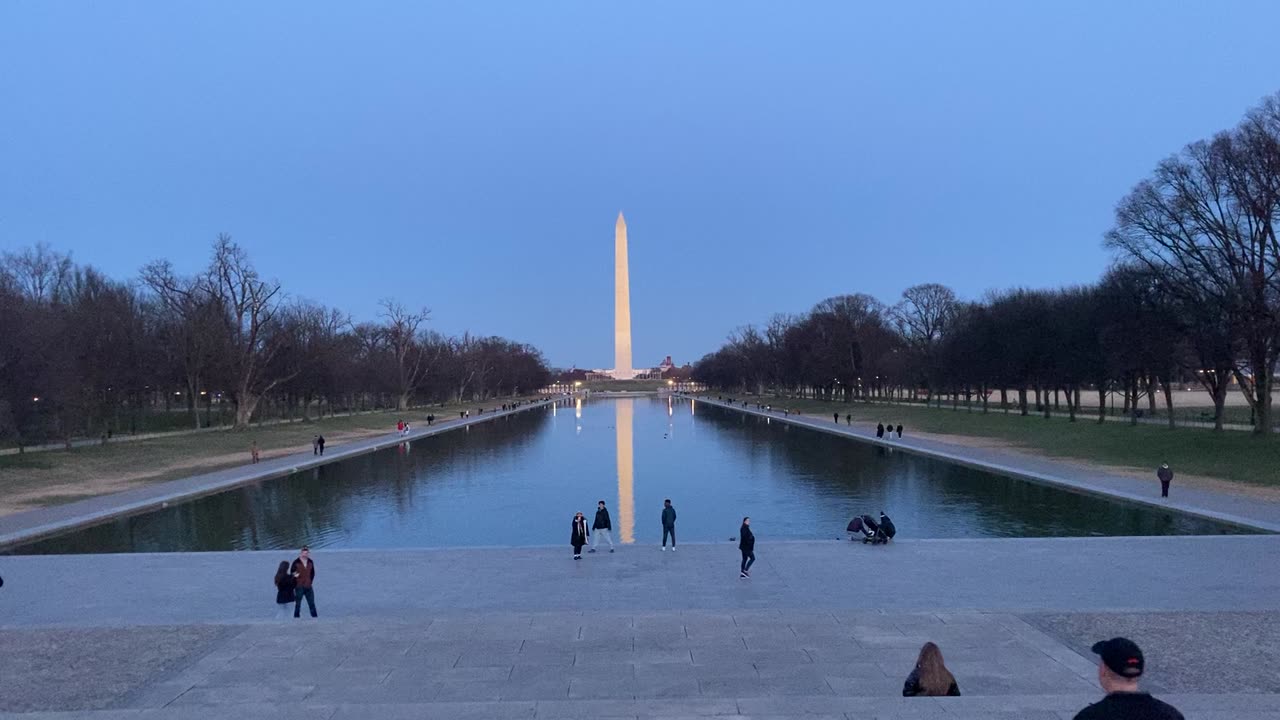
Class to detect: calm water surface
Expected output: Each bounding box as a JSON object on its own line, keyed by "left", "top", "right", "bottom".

{"left": 10, "top": 397, "right": 1246, "bottom": 554}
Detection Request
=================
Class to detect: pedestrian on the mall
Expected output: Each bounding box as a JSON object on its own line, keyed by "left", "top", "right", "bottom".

{"left": 902, "top": 641, "right": 960, "bottom": 696}
{"left": 571, "top": 512, "right": 589, "bottom": 559}
{"left": 834, "top": 412, "right": 839, "bottom": 423}
{"left": 589, "top": 500, "right": 614, "bottom": 553}
{"left": 1073, "top": 637, "right": 1183, "bottom": 720}
{"left": 876, "top": 423, "right": 885, "bottom": 438}
{"left": 290, "top": 546, "right": 318, "bottom": 618}
{"left": 273, "top": 560, "right": 296, "bottom": 619}
{"left": 312, "top": 436, "right": 319, "bottom": 455}
{"left": 1156, "top": 463, "right": 1173, "bottom": 498}
{"left": 896, "top": 424, "right": 903, "bottom": 438}
{"left": 316, "top": 435, "right": 326, "bottom": 455}
{"left": 738, "top": 516, "right": 755, "bottom": 578}
{"left": 251, "top": 441, "right": 260, "bottom": 464}
{"left": 661, "top": 499, "right": 677, "bottom": 551}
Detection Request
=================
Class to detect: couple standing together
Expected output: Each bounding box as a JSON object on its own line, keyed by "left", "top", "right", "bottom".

{"left": 570, "top": 498, "right": 680, "bottom": 559}
{"left": 273, "top": 546, "right": 318, "bottom": 618}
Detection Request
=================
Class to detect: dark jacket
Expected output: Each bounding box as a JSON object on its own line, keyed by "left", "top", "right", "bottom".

{"left": 661, "top": 506, "right": 677, "bottom": 528}
{"left": 593, "top": 507, "right": 612, "bottom": 531}
{"left": 290, "top": 558, "right": 315, "bottom": 589}
{"left": 1157, "top": 466, "right": 1173, "bottom": 483}
{"left": 571, "top": 517, "right": 589, "bottom": 547}
{"left": 275, "top": 572, "right": 296, "bottom": 604}
{"left": 902, "top": 668, "right": 960, "bottom": 697}
{"left": 739, "top": 525, "right": 755, "bottom": 552}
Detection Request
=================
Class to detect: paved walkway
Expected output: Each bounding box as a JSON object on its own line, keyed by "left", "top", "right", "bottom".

{"left": 691, "top": 396, "right": 1280, "bottom": 533}
{"left": 1, "top": 542, "right": 1277, "bottom": 718}
{"left": 0, "top": 401, "right": 554, "bottom": 549}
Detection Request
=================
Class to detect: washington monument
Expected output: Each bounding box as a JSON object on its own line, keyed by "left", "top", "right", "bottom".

{"left": 611, "top": 212, "right": 636, "bottom": 380}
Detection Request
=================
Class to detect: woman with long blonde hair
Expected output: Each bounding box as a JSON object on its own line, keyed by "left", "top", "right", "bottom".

{"left": 903, "top": 642, "right": 961, "bottom": 696}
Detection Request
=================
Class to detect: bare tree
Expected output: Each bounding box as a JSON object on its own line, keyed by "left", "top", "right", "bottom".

{"left": 377, "top": 300, "right": 435, "bottom": 411}
{"left": 140, "top": 260, "right": 224, "bottom": 428}
{"left": 2, "top": 242, "right": 73, "bottom": 303}
{"left": 892, "top": 283, "right": 957, "bottom": 404}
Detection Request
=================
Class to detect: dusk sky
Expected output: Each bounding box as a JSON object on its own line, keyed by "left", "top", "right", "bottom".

{"left": 2, "top": 2, "right": 1278, "bottom": 369}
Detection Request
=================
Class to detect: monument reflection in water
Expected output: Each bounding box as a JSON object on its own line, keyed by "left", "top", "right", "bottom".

{"left": 7, "top": 397, "right": 1249, "bottom": 555}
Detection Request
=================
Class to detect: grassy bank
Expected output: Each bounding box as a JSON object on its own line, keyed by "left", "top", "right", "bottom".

{"left": 717, "top": 394, "right": 1280, "bottom": 489}
{"left": 0, "top": 398, "right": 538, "bottom": 516}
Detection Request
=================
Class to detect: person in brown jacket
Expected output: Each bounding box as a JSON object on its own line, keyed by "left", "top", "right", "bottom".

{"left": 290, "top": 546, "right": 317, "bottom": 618}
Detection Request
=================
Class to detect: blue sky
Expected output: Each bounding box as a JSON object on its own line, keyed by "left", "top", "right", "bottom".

{"left": 2, "top": 1, "right": 1277, "bottom": 369}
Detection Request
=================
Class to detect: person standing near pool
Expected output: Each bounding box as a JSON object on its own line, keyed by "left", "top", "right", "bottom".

{"left": 290, "top": 546, "right": 317, "bottom": 618}
{"left": 589, "top": 500, "right": 614, "bottom": 553}
{"left": 661, "top": 499, "right": 677, "bottom": 551}
{"left": 571, "top": 512, "right": 589, "bottom": 559}
{"left": 1157, "top": 463, "right": 1173, "bottom": 498}
{"left": 739, "top": 517, "right": 755, "bottom": 578}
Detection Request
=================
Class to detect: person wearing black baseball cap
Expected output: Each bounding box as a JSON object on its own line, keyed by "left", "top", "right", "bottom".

{"left": 1073, "top": 637, "right": 1183, "bottom": 720}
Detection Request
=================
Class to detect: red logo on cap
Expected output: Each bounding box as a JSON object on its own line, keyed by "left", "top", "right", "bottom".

{"left": 1127, "top": 658, "right": 1139, "bottom": 665}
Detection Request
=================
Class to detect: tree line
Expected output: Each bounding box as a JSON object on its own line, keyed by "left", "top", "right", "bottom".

{"left": 0, "top": 235, "right": 550, "bottom": 447}
{"left": 694, "top": 91, "right": 1280, "bottom": 435}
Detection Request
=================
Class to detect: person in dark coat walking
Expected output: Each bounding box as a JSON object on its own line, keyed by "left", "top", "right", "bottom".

{"left": 316, "top": 435, "right": 325, "bottom": 455}
{"left": 896, "top": 424, "right": 903, "bottom": 438}
{"left": 1157, "top": 464, "right": 1173, "bottom": 498}
{"left": 589, "top": 500, "right": 614, "bottom": 553}
{"left": 739, "top": 517, "right": 755, "bottom": 578}
{"left": 273, "top": 560, "right": 296, "bottom": 619}
{"left": 834, "top": 412, "right": 839, "bottom": 423}
{"left": 661, "top": 499, "right": 677, "bottom": 551}
{"left": 876, "top": 423, "right": 885, "bottom": 438}
{"left": 290, "top": 546, "right": 317, "bottom": 618}
{"left": 571, "top": 512, "right": 589, "bottom": 559}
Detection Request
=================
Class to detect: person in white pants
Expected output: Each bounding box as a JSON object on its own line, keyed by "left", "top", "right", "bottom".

{"left": 589, "top": 500, "right": 614, "bottom": 553}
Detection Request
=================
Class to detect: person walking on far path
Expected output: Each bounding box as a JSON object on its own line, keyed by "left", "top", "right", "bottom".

{"left": 1157, "top": 464, "right": 1173, "bottom": 498}
{"left": 845, "top": 413, "right": 851, "bottom": 425}
{"left": 291, "top": 546, "right": 317, "bottom": 618}
{"left": 251, "top": 441, "right": 260, "bottom": 464}
{"left": 317, "top": 435, "right": 326, "bottom": 455}
{"left": 589, "top": 500, "right": 614, "bottom": 553}
{"left": 312, "top": 436, "right": 319, "bottom": 455}
{"left": 876, "top": 423, "right": 885, "bottom": 439}
{"left": 834, "top": 412, "right": 840, "bottom": 423}
{"left": 896, "top": 424, "right": 903, "bottom": 438}
{"left": 739, "top": 517, "right": 756, "bottom": 578}
{"left": 661, "top": 499, "right": 677, "bottom": 551}
{"left": 571, "top": 512, "right": 589, "bottom": 559}
{"left": 1073, "top": 637, "right": 1183, "bottom": 720}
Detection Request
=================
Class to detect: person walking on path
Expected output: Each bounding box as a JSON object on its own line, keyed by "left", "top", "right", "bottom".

{"left": 896, "top": 424, "right": 903, "bottom": 438}
{"left": 1157, "top": 464, "right": 1173, "bottom": 498}
{"left": 834, "top": 412, "right": 840, "bottom": 423}
{"left": 312, "top": 436, "right": 319, "bottom": 455}
{"left": 251, "top": 441, "right": 260, "bottom": 464}
{"left": 661, "top": 499, "right": 677, "bottom": 551}
{"left": 845, "top": 413, "right": 851, "bottom": 425}
{"left": 571, "top": 512, "right": 589, "bottom": 559}
{"left": 739, "top": 517, "right": 755, "bottom": 578}
{"left": 1073, "top": 637, "right": 1183, "bottom": 720}
{"left": 902, "top": 642, "right": 961, "bottom": 696}
{"left": 589, "top": 500, "right": 614, "bottom": 553}
{"left": 290, "top": 546, "right": 318, "bottom": 618}
{"left": 273, "top": 560, "right": 296, "bottom": 619}
{"left": 317, "top": 435, "right": 326, "bottom": 455}
{"left": 876, "top": 423, "right": 885, "bottom": 439}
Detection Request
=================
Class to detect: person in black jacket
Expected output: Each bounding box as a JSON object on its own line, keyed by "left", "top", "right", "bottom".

{"left": 876, "top": 423, "right": 885, "bottom": 438}
{"left": 661, "top": 499, "right": 677, "bottom": 551}
{"left": 738, "top": 517, "right": 755, "bottom": 578}
{"left": 273, "top": 560, "right": 296, "bottom": 619}
{"left": 589, "top": 500, "right": 614, "bottom": 553}
{"left": 571, "top": 512, "right": 589, "bottom": 559}
{"left": 903, "top": 642, "right": 961, "bottom": 696}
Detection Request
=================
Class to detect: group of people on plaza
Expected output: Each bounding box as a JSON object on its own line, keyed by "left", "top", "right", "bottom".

{"left": 874, "top": 421, "right": 903, "bottom": 438}
{"left": 569, "top": 499, "right": 758, "bottom": 579}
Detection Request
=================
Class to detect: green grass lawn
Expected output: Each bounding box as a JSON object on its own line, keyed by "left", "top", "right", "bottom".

{"left": 0, "top": 397, "right": 539, "bottom": 514}
{"left": 723, "top": 394, "right": 1280, "bottom": 489}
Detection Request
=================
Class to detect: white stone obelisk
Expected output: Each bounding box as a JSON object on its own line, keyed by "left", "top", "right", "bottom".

{"left": 613, "top": 212, "right": 635, "bottom": 379}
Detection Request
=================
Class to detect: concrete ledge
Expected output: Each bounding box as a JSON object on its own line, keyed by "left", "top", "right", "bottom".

{"left": 0, "top": 401, "right": 554, "bottom": 550}
{"left": 690, "top": 396, "right": 1280, "bottom": 534}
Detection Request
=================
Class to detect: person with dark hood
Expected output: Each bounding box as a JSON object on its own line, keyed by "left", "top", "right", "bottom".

{"left": 879, "top": 511, "right": 897, "bottom": 541}
{"left": 896, "top": 424, "right": 903, "bottom": 438}
{"left": 834, "top": 412, "right": 840, "bottom": 423}
{"left": 316, "top": 435, "right": 325, "bottom": 455}
{"left": 589, "top": 500, "right": 614, "bottom": 553}
{"left": 876, "top": 423, "right": 885, "bottom": 438}
{"left": 661, "top": 499, "right": 677, "bottom": 551}
{"left": 738, "top": 517, "right": 755, "bottom": 578}
{"left": 571, "top": 512, "right": 589, "bottom": 559}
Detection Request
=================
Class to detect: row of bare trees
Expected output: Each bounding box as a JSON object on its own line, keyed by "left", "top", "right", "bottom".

{"left": 695, "top": 91, "right": 1280, "bottom": 435}
{"left": 0, "top": 237, "right": 550, "bottom": 447}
